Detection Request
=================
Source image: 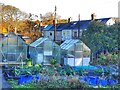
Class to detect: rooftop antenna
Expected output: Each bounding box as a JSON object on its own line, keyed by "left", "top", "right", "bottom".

{"left": 54, "top": 5, "right": 57, "bottom": 42}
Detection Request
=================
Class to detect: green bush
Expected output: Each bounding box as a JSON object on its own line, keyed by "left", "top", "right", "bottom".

{"left": 97, "top": 53, "right": 119, "bottom": 66}
{"left": 50, "top": 59, "right": 57, "bottom": 66}
{"left": 8, "top": 78, "right": 82, "bottom": 88}
{"left": 56, "top": 65, "right": 76, "bottom": 76}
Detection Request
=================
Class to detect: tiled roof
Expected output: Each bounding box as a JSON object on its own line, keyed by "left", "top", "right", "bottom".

{"left": 43, "top": 18, "right": 111, "bottom": 31}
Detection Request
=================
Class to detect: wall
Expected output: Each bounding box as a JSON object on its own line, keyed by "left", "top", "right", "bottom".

{"left": 44, "top": 29, "right": 83, "bottom": 42}
{"left": 44, "top": 30, "right": 62, "bottom": 41}
{"left": 62, "top": 30, "right": 72, "bottom": 41}
{"left": 106, "top": 18, "right": 115, "bottom": 25}
{"left": 44, "top": 31, "right": 54, "bottom": 40}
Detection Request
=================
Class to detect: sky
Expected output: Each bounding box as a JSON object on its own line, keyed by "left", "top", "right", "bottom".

{"left": 0, "top": 0, "right": 119, "bottom": 21}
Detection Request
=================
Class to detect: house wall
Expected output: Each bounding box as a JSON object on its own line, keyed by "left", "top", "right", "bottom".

{"left": 106, "top": 18, "right": 115, "bottom": 25}
{"left": 44, "top": 31, "right": 62, "bottom": 41}
{"left": 62, "top": 30, "right": 72, "bottom": 41}
{"left": 56, "top": 31, "right": 62, "bottom": 41}
{"left": 44, "top": 28, "right": 85, "bottom": 42}
{"left": 72, "top": 29, "right": 78, "bottom": 38}
{"left": 44, "top": 31, "right": 54, "bottom": 40}
{"left": 44, "top": 29, "right": 83, "bottom": 42}
{"left": 70, "top": 29, "right": 83, "bottom": 39}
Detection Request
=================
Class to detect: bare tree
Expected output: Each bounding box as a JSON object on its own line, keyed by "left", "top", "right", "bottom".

{"left": 41, "top": 12, "right": 61, "bottom": 25}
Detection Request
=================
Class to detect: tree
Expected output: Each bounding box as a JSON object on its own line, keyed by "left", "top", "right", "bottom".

{"left": 81, "top": 21, "right": 106, "bottom": 62}
{"left": 81, "top": 21, "right": 119, "bottom": 64}
{"left": 41, "top": 12, "right": 61, "bottom": 25}
{"left": 0, "top": 4, "right": 28, "bottom": 33}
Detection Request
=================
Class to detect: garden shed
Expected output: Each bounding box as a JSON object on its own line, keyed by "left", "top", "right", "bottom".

{"left": 29, "top": 37, "right": 61, "bottom": 65}
{"left": 60, "top": 39, "right": 90, "bottom": 66}
{"left": 0, "top": 32, "right": 28, "bottom": 62}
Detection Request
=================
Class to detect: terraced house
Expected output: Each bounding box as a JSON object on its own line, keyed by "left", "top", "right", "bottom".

{"left": 43, "top": 14, "right": 115, "bottom": 43}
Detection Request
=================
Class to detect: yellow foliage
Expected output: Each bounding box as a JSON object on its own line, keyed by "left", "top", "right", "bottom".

{"left": 2, "top": 27, "right": 8, "bottom": 34}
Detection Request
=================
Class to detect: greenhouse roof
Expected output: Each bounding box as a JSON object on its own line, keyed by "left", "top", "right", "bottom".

{"left": 0, "top": 32, "right": 27, "bottom": 45}
{"left": 60, "top": 39, "right": 80, "bottom": 50}
{"left": 30, "top": 38, "right": 48, "bottom": 47}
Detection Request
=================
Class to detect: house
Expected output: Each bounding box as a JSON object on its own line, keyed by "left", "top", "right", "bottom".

{"left": 43, "top": 15, "right": 115, "bottom": 42}
{"left": 43, "top": 23, "right": 67, "bottom": 42}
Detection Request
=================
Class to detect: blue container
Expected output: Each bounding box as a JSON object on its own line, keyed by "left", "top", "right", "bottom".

{"left": 26, "top": 75, "right": 33, "bottom": 83}
{"left": 107, "top": 79, "right": 118, "bottom": 85}
{"left": 98, "top": 79, "right": 107, "bottom": 86}
{"left": 18, "top": 75, "right": 26, "bottom": 84}
{"left": 35, "top": 74, "right": 41, "bottom": 81}
{"left": 83, "top": 76, "right": 89, "bottom": 81}
{"left": 88, "top": 76, "right": 98, "bottom": 85}
{"left": 18, "top": 75, "right": 33, "bottom": 84}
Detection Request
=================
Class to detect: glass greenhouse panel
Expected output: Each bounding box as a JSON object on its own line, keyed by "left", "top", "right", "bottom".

{"left": 53, "top": 46, "right": 61, "bottom": 63}
{"left": 29, "top": 38, "right": 61, "bottom": 65}
{"left": 75, "top": 51, "right": 83, "bottom": 58}
{"left": 60, "top": 39, "right": 90, "bottom": 66}
{"left": 75, "top": 43, "right": 83, "bottom": 51}
{"left": 0, "top": 32, "right": 28, "bottom": 62}
{"left": 44, "top": 41, "right": 52, "bottom": 56}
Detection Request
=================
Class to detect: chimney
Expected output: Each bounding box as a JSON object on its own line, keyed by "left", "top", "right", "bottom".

{"left": 91, "top": 13, "right": 96, "bottom": 20}
{"left": 68, "top": 17, "right": 72, "bottom": 23}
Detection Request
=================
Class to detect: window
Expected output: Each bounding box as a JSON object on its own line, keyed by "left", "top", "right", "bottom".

{"left": 74, "top": 32, "right": 77, "bottom": 37}
{"left": 50, "top": 32, "right": 52, "bottom": 36}
{"left": 63, "top": 31, "right": 65, "bottom": 35}
{"left": 67, "top": 31, "right": 70, "bottom": 35}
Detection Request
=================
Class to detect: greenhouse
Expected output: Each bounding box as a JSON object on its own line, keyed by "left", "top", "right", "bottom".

{"left": 29, "top": 37, "right": 61, "bottom": 65}
{"left": 60, "top": 39, "right": 90, "bottom": 66}
{"left": 0, "top": 32, "right": 28, "bottom": 62}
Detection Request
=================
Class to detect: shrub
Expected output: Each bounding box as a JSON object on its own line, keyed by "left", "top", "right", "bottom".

{"left": 50, "top": 59, "right": 57, "bottom": 66}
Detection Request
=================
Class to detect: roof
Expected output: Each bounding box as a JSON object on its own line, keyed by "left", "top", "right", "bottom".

{"left": 30, "top": 37, "right": 48, "bottom": 47}
{"left": 44, "top": 24, "right": 53, "bottom": 30}
{"left": 0, "top": 32, "right": 27, "bottom": 45}
{"left": 30, "top": 37, "right": 59, "bottom": 47}
{"left": 60, "top": 39, "right": 80, "bottom": 50}
{"left": 43, "top": 18, "right": 111, "bottom": 31}
{"left": 96, "top": 18, "right": 111, "bottom": 23}
{"left": 22, "top": 36, "right": 31, "bottom": 39}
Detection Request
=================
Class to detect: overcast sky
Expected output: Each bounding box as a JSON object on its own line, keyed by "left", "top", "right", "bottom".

{"left": 0, "top": 0, "right": 119, "bottom": 20}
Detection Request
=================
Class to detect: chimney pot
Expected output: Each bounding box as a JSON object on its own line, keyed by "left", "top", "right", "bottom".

{"left": 68, "top": 17, "right": 72, "bottom": 23}
{"left": 91, "top": 13, "right": 96, "bottom": 20}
